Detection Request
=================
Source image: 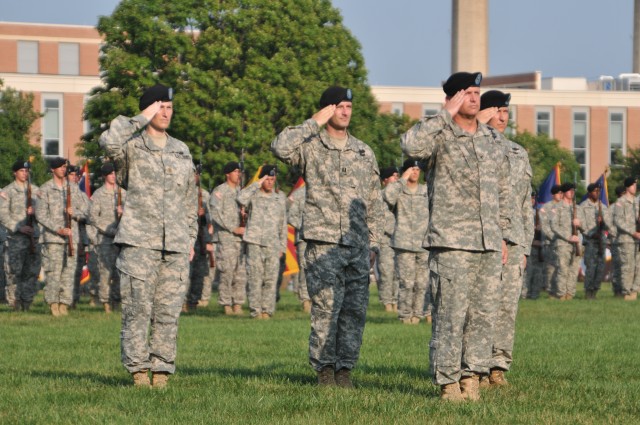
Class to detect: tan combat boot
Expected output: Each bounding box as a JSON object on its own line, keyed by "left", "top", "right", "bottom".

{"left": 460, "top": 374, "right": 480, "bottom": 401}
{"left": 132, "top": 370, "right": 151, "bottom": 387}
{"left": 489, "top": 368, "right": 508, "bottom": 386}
{"left": 302, "top": 300, "right": 312, "bottom": 313}
{"left": 152, "top": 372, "right": 169, "bottom": 389}
{"left": 232, "top": 304, "right": 244, "bottom": 315}
{"left": 317, "top": 366, "right": 335, "bottom": 387}
{"left": 104, "top": 303, "right": 112, "bottom": 314}
{"left": 392, "top": 304, "right": 398, "bottom": 312}
{"left": 50, "top": 303, "right": 60, "bottom": 317}
{"left": 410, "top": 316, "right": 420, "bottom": 324}
{"left": 632, "top": 292, "right": 638, "bottom": 301}
{"left": 426, "top": 315, "right": 432, "bottom": 324}
{"left": 224, "top": 305, "right": 233, "bottom": 315}
{"left": 440, "top": 382, "right": 464, "bottom": 402}
{"left": 58, "top": 303, "right": 69, "bottom": 316}
{"left": 335, "top": 368, "right": 354, "bottom": 389}
{"left": 197, "top": 299, "right": 209, "bottom": 308}
{"left": 261, "top": 312, "right": 271, "bottom": 320}
{"left": 384, "top": 304, "right": 394, "bottom": 312}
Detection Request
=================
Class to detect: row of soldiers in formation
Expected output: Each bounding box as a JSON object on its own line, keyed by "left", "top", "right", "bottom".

{"left": 525, "top": 177, "right": 640, "bottom": 302}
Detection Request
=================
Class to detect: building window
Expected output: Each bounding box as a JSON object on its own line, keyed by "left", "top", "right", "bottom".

{"left": 422, "top": 103, "right": 440, "bottom": 117}
{"left": 572, "top": 110, "right": 588, "bottom": 182}
{"left": 59, "top": 43, "right": 80, "bottom": 75}
{"left": 609, "top": 110, "right": 626, "bottom": 165}
{"left": 17, "top": 41, "right": 38, "bottom": 74}
{"left": 390, "top": 103, "right": 404, "bottom": 116}
{"left": 535, "top": 108, "right": 552, "bottom": 137}
{"left": 42, "top": 95, "right": 63, "bottom": 157}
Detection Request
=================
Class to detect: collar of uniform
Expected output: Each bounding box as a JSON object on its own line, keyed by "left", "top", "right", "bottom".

{"left": 319, "top": 129, "right": 357, "bottom": 151}
{"left": 141, "top": 131, "right": 185, "bottom": 153}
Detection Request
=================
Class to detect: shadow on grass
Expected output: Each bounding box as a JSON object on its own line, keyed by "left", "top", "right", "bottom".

{"left": 29, "top": 370, "right": 130, "bottom": 387}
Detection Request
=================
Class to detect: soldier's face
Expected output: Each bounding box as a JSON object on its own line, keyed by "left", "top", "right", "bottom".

{"left": 628, "top": 183, "right": 637, "bottom": 195}
{"left": 14, "top": 168, "right": 28, "bottom": 183}
{"left": 52, "top": 165, "right": 67, "bottom": 179}
{"left": 328, "top": 101, "right": 352, "bottom": 131}
{"left": 149, "top": 101, "right": 173, "bottom": 132}
{"left": 553, "top": 192, "right": 563, "bottom": 201}
{"left": 459, "top": 87, "right": 480, "bottom": 116}
{"left": 488, "top": 107, "right": 509, "bottom": 133}
{"left": 589, "top": 188, "right": 600, "bottom": 201}
{"left": 383, "top": 173, "right": 399, "bottom": 186}
{"left": 564, "top": 189, "right": 574, "bottom": 201}
{"left": 262, "top": 175, "right": 276, "bottom": 192}
{"left": 105, "top": 172, "right": 116, "bottom": 185}
{"left": 407, "top": 167, "right": 421, "bottom": 183}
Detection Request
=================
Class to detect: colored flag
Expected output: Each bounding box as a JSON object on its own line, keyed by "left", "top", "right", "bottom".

{"left": 536, "top": 163, "right": 561, "bottom": 207}
{"left": 245, "top": 165, "right": 263, "bottom": 187}
{"left": 283, "top": 177, "right": 305, "bottom": 276}
{"left": 78, "top": 162, "right": 91, "bottom": 198}
{"left": 80, "top": 252, "right": 91, "bottom": 285}
{"left": 580, "top": 172, "right": 610, "bottom": 206}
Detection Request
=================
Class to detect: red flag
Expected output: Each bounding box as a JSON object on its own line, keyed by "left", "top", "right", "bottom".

{"left": 80, "top": 252, "right": 91, "bottom": 285}
{"left": 79, "top": 162, "right": 91, "bottom": 198}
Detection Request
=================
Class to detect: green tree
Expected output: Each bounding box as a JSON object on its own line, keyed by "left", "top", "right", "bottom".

{"left": 512, "top": 131, "right": 583, "bottom": 196}
{"left": 607, "top": 149, "right": 640, "bottom": 203}
{"left": 82, "top": 0, "right": 405, "bottom": 191}
{"left": 0, "top": 79, "right": 49, "bottom": 187}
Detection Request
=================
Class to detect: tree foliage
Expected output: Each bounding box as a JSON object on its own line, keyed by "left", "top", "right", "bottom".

{"left": 0, "top": 79, "right": 49, "bottom": 187}
{"left": 81, "top": 0, "right": 407, "bottom": 191}
{"left": 512, "top": 131, "right": 584, "bottom": 195}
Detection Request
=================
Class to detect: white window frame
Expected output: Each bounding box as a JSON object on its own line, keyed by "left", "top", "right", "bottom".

{"left": 535, "top": 107, "right": 553, "bottom": 138}
{"left": 608, "top": 108, "right": 626, "bottom": 166}
{"left": 572, "top": 108, "right": 589, "bottom": 184}
{"left": 41, "top": 94, "right": 64, "bottom": 158}
{"left": 17, "top": 40, "right": 38, "bottom": 74}
{"left": 391, "top": 102, "right": 404, "bottom": 116}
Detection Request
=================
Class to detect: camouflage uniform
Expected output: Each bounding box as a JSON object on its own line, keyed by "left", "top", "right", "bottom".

{"left": 383, "top": 179, "right": 429, "bottom": 321}
{"left": 210, "top": 182, "right": 246, "bottom": 308}
{"left": 606, "top": 201, "right": 622, "bottom": 296}
{"left": 402, "top": 110, "right": 511, "bottom": 385}
{"left": 99, "top": 113, "right": 197, "bottom": 375}
{"left": 491, "top": 139, "right": 534, "bottom": 372}
{"left": 377, "top": 184, "right": 399, "bottom": 307}
{"left": 89, "top": 184, "right": 126, "bottom": 305}
{"left": 612, "top": 195, "right": 640, "bottom": 296}
{"left": 579, "top": 199, "right": 608, "bottom": 295}
{"left": 0, "top": 181, "right": 42, "bottom": 309}
{"left": 550, "top": 202, "right": 583, "bottom": 299}
{"left": 0, "top": 226, "right": 6, "bottom": 303}
{"left": 187, "top": 187, "right": 214, "bottom": 308}
{"left": 523, "top": 208, "right": 546, "bottom": 300}
{"left": 272, "top": 119, "right": 384, "bottom": 372}
{"left": 287, "top": 186, "right": 310, "bottom": 304}
{"left": 73, "top": 189, "right": 91, "bottom": 304}
{"left": 238, "top": 182, "right": 288, "bottom": 317}
{"left": 36, "top": 179, "right": 89, "bottom": 308}
{"left": 540, "top": 200, "right": 561, "bottom": 295}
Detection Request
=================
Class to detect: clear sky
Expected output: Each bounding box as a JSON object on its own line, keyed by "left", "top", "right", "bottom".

{"left": 0, "top": 0, "right": 634, "bottom": 87}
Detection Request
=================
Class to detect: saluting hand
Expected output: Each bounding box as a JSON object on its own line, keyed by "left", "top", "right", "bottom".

{"left": 141, "top": 101, "right": 163, "bottom": 121}
{"left": 312, "top": 105, "right": 337, "bottom": 127}
{"left": 444, "top": 90, "right": 465, "bottom": 118}
{"left": 477, "top": 107, "right": 498, "bottom": 124}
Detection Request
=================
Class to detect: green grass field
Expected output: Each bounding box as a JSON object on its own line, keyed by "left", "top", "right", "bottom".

{"left": 1, "top": 282, "right": 640, "bottom": 425}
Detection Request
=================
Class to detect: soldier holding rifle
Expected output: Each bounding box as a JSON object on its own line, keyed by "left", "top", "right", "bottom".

{"left": 579, "top": 182, "right": 608, "bottom": 299}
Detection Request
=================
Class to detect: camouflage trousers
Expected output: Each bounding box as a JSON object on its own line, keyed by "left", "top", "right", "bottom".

{"left": 491, "top": 245, "right": 526, "bottom": 371}
{"left": 305, "top": 241, "right": 369, "bottom": 372}
{"left": 617, "top": 243, "right": 640, "bottom": 296}
{"left": 117, "top": 245, "right": 189, "bottom": 374}
{"left": 376, "top": 242, "right": 398, "bottom": 306}
{"left": 428, "top": 248, "right": 501, "bottom": 385}
{"left": 295, "top": 241, "right": 309, "bottom": 302}
{"left": 583, "top": 241, "right": 606, "bottom": 293}
{"left": 187, "top": 249, "right": 214, "bottom": 306}
{"left": 395, "top": 249, "right": 429, "bottom": 320}
{"left": 4, "top": 236, "right": 41, "bottom": 306}
{"left": 610, "top": 244, "right": 622, "bottom": 296}
{"left": 555, "top": 244, "right": 582, "bottom": 298}
{"left": 544, "top": 243, "right": 558, "bottom": 295}
{"left": 216, "top": 240, "right": 246, "bottom": 306}
{"left": 246, "top": 243, "right": 281, "bottom": 317}
{"left": 95, "top": 243, "right": 121, "bottom": 304}
{"left": 42, "top": 243, "right": 77, "bottom": 306}
{"left": 522, "top": 255, "right": 545, "bottom": 299}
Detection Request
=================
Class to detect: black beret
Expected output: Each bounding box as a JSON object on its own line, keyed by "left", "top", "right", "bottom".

{"left": 49, "top": 157, "right": 66, "bottom": 169}
{"left": 223, "top": 162, "right": 241, "bottom": 174}
{"left": 587, "top": 182, "right": 601, "bottom": 193}
{"left": 615, "top": 185, "right": 626, "bottom": 197}
{"left": 67, "top": 164, "right": 78, "bottom": 174}
{"left": 560, "top": 182, "right": 575, "bottom": 192}
{"left": 259, "top": 165, "right": 277, "bottom": 178}
{"left": 319, "top": 86, "right": 353, "bottom": 108}
{"left": 624, "top": 177, "right": 637, "bottom": 188}
{"left": 139, "top": 84, "right": 173, "bottom": 111}
{"left": 380, "top": 166, "right": 399, "bottom": 181}
{"left": 443, "top": 72, "right": 482, "bottom": 97}
{"left": 402, "top": 159, "right": 422, "bottom": 173}
{"left": 101, "top": 163, "right": 115, "bottom": 176}
{"left": 480, "top": 90, "right": 511, "bottom": 110}
{"left": 12, "top": 159, "right": 28, "bottom": 172}
{"left": 550, "top": 184, "right": 563, "bottom": 195}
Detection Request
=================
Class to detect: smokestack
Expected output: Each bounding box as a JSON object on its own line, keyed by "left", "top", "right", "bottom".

{"left": 634, "top": 0, "right": 640, "bottom": 73}
{"left": 451, "top": 0, "right": 488, "bottom": 75}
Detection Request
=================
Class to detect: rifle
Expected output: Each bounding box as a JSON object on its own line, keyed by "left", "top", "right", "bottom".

{"left": 65, "top": 159, "right": 74, "bottom": 257}
{"left": 534, "top": 207, "right": 543, "bottom": 262}
{"left": 239, "top": 148, "right": 247, "bottom": 227}
{"left": 25, "top": 160, "right": 36, "bottom": 254}
{"left": 116, "top": 184, "right": 123, "bottom": 220}
{"left": 571, "top": 176, "right": 581, "bottom": 257}
{"left": 196, "top": 163, "right": 215, "bottom": 268}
